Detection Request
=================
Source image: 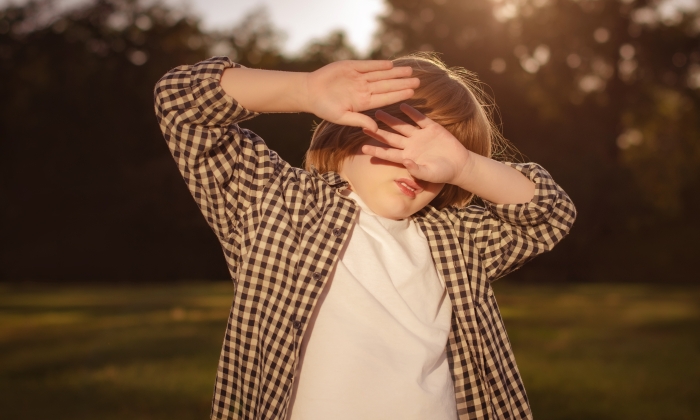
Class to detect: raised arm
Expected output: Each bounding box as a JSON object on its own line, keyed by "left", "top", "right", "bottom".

{"left": 153, "top": 57, "right": 272, "bottom": 242}
{"left": 455, "top": 162, "right": 576, "bottom": 280}
{"left": 154, "top": 56, "right": 421, "bottom": 242}
{"left": 219, "top": 61, "right": 420, "bottom": 130}
{"left": 360, "top": 103, "right": 576, "bottom": 281}
{"left": 218, "top": 67, "right": 308, "bottom": 113}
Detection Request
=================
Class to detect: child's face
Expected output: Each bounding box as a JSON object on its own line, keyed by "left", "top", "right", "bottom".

{"left": 338, "top": 137, "right": 445, "bottom": 220}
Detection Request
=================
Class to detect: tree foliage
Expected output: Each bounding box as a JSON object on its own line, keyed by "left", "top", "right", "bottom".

{"left": 1, "top": 0, "right": 698, "bottom": 282}
{"left": 372, "top": 0, "right": 700, "bottom": 282}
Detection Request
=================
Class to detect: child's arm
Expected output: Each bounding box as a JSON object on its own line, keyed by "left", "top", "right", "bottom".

{"left": 361, "top": 103, "right": 536, "bottom": 204}
{"left": 361, "top": 103, "right": 577, "bottom": 281}
{"left": 154, "top": 57, "right": 418, "bottom": 243}
{"left": 220, "top": 61, "right": 419, "bottom": 131}
{"left": 458, "top": 162, "right": 576, "bottom": 280}
{"left": 154, "top": 57, "right": 261, "bottom": 242}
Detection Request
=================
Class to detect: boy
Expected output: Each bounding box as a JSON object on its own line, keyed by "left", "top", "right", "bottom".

{"left": 154, "top": 54, "right": 576, "bottom": 419}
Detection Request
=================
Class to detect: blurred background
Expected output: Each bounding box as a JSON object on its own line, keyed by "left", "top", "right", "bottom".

{"left": 0, "top": 0, "right": 698, "bottom": 418}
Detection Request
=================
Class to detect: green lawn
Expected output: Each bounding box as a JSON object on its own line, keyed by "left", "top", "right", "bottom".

{"left": 493, "top": 283, "right": 700, "bottom": 420}
{"left": 1, "top": 282, "right": 698, "bottom": 419}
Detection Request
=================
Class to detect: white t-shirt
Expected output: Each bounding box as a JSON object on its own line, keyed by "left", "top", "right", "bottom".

{"left": 286, "top": 189, "right": 457, "bottom": 420}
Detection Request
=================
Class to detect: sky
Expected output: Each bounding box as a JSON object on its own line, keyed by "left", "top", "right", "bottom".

{"left": 171, "top": 0, "right": 386, "bottom": 56}
{"left": 1, "top": 0, "right": 697, "bottom": 56}
{"left": 0, "top": 0, "right": 386, "bottom": 56}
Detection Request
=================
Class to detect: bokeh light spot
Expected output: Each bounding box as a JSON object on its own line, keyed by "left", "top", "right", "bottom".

{"left": 567, "top": 53, "right": 581, "bottom": 68}
{"left": 619, "top": 44, "right": 635, "bottom": 60}
{"left": 594, "top": 27, "right": 610, "bottom": 43}
{"left": 491, "top": 58, "right": 506, "bottom": 73}
{"left": 128, "top": 49, "right": 148, "bottom": 66}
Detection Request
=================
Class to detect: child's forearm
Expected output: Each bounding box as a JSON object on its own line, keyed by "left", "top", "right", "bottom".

{"left": 455, "top": 152, "right": 536, "bottom": 205}
{"left": 220, "top": 67, "right": 309, "bottom": 113}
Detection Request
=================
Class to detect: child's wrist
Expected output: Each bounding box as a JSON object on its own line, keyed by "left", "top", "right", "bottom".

{"left": 453, "top": 148, "right": 477, "bottom": 190}
{"left": 296, "top": 72, "right": 312, "bottom": 114}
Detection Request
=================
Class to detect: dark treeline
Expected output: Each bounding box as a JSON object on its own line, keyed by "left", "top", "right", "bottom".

{"left": 1, "top": 0, "right": 698, "bottom": 282}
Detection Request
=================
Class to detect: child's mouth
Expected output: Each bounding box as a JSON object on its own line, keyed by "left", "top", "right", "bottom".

{"left": 395, "top": 180, "right": 418, "bottom": 198}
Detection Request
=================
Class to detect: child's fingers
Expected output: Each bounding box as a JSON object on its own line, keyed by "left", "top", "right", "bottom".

{"left": 374, "top": 109, "right": 419, "bottom": 136}
{"left": 369, "top": 78, "right": 420, "bottom": 95}
{"left": 362, "top": 128, "right": 406, "bottom": 149}
{"left": 367, "top": 89, "right": 416, "bottom": 110}
{"left": 363, "top": 66, "right": 413, "bottom": 82}
{"left": 399, "top": 103, "right": 432, "bottom": 129}
{"left": 338, "top": 112, "right": 379, "bottom": 132}
{"left": 360, "top": 144, "right": 404, "bottom": 163}
{"left": 349, "top": 60, "right": 394, "bottom": 73}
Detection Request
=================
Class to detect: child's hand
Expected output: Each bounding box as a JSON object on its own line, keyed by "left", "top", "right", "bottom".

{"left": 304, "top": 61, "right": 420, "bottom": 132}
{"left": 360, "top": 103, "right": 472, "bottom": 186}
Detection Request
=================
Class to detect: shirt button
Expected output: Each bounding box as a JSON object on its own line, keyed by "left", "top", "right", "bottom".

{"left": 332, "top": 228, "right": 342, "bottom": 237}
{"left": 293, "top": 320, "right": 302, "bottom": 329}
{"left": 313, "top": 272, "right": 322, "bottom": 282}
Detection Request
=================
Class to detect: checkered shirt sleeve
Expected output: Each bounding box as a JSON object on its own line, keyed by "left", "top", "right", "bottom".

{"left": 153, "top": 56, "right": 280, "bottom": 243}
{"left": 455, "top": 161, "right": 577, "bottom": 281}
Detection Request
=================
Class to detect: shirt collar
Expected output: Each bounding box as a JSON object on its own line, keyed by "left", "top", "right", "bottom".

{"left": 309, "top": 165, "right": 350, "bottom": 190}
{"left": 412, "top": 205, "right": 440, "bottom": 221}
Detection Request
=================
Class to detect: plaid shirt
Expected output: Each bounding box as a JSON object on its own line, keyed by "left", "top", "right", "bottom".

{"left": 154, "top": 57, "right": 577, "bottom": 420}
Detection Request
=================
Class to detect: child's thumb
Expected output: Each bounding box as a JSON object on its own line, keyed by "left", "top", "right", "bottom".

{"left": 402, "top": 159, "right": 423, "bottom": 176}
{"left": 340, "top": 112, "right": 378, "bottom": 132}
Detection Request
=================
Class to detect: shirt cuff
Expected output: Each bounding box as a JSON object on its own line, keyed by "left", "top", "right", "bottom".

{"left": 480, "top": 162, "right": 568, "bottom": 227}
{"left": 189, "top": 56, "right": 260, "bottom": 126}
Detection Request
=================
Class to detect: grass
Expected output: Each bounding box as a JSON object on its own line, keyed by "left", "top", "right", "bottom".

{"left": 0, "top": 282, "right": 232, "bottom": 419}
{"left": 0, "top": 281, "right": 698, "bottom": 419}
{"left": 493, "top": 283, "right": 700, "bottom": 420}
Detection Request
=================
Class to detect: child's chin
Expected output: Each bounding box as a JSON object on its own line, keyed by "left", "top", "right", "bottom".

{"left": 377, "top": 203, "right": 413, "bottom": 220}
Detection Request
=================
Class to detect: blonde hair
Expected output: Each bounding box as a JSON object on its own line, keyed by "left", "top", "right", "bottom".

{"left": 304, "top": 52, "right": 519, "bottom": 209}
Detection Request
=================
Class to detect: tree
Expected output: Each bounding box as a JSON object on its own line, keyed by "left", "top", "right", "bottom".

{"left": 370, "top": 0, "right": 700, "bottom": 282}
{"left": 0, "top": 0, "right": 221, "bottom": 280}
